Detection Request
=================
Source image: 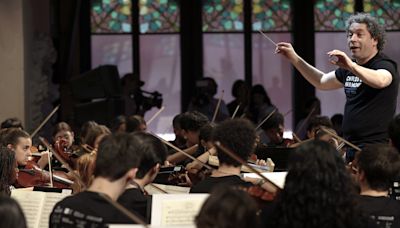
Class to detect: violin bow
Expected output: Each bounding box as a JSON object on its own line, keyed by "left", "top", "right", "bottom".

{"left": 39, "top": 137, "right": 84, "bottom": 187}
{"left": 146, "top": 106, "right": 165, "bottom": 126}
{"left": 255, "top": 109, "right": 277, "bottom": 131}
{"left": 47, "top": 151, "right": 54, "bottom": 187}
{"left": 231, "top": 104, "right": 241, "bottom": 119}
{"left": 214, "top": 141, "right": 281, "bottom": 190}
{"left": 150, "top": 132, "right": 213, "bottom": 170}
{"left": 292, "top": 132, "right": 302, "bottom": 143}
{"left": 30, "top": 105, "right": 60, "bottom": 138}
{"left": 294, "top": 104, "right": 317, "bottom": 136}
{"left": 148, "top": 183, "right": 168, "bottom": 194}
{"left": 211, "top": 90, "right": 224, "bottom": 123}
{"left": 319, "top": 127, "right": 361, "bottom": 151}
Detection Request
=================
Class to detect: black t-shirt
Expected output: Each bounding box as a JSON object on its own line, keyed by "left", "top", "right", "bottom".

{"left": 335, "top": 53, "right": 399, "bottom": 144}
{"left": 49, "top": 191, "right": 134, "bottom": 228}
{"left": 117, "top": 188, "right": 151, "bottom": 224}
{"left": 389, "top": 178, "right": 400, "bottom": 201}
{"left": 190, "top": 175, "right": 252, "bottom": 193}
{"left": 357, "top": 195, "right": 400, "bottom": 228}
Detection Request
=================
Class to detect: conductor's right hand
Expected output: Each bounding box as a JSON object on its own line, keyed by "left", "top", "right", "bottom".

{"left": 275, "top": 42, "right": 299, "bottom": 62}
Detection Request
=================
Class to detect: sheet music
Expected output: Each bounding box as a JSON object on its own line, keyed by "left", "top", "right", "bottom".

{"left": 11, "top": 191, "right": 44, "bottom": 228}
{"left": 38, "top": 192, "right": 69, "bottom": 227}
{"left": 243, "top": 171, "right": 288, "bottom": 189}
{"left": 11, "top": 190, "right": 70, "bottom": 228}
{"left": 151, "top": 194, "right": 209, "bottom": 226}
{"left": 161, "top": 199, "right": 204, "bottom": 225}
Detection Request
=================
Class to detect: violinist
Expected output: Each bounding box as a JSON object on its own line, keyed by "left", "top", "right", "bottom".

{"left": 50, "top": 134, "right": 143, "bottom": 227}
{"left": 72, "top": 151, "right": 96, "bottom": 193}
{"left": 264, "top": 141, "right": 373, "bottom": 228}
{"left": 167, "top": 111, "right": 209, "bottom": 164}
{"left": 52, "top": 122, "right": 78, "bottom": 167}
{"left": 169, "top": 113, "right": 187, "bottom": 150}
{"left": 259, "top": 112, "right": 293, "bottom": 147}
{"left": 118, "top": 132, "right": 168, "bottom": 223}
{"left": 126, "top": 115, "right": 147, "bottom": 133}
{"left": 305, "top": 115, "right": 333, "bottom": 140}
{"left": 186, "top": 123, "right": 215, "bottom": 173}
{"left": 81, "top": 124, "right": 111, "bottom": 152}
{"left": 190, "top": 119, "right": 255, "bottom": 193}
{"left": 52, "top": 122, "right": 75, "bottom": 151}
{"left": 0, "top": 146, "right": 17, "bottom": 195}
{"left": 354, "top": 145, "right": 400, "bottom": 228}
{"left": 0, "top": 128, "right": 48, "bottom": 169}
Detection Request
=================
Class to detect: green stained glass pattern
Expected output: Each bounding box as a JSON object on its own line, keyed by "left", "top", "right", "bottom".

{"left": 139, "top": 0, "right": 179, "bottom": 33}
{"left": 91, "top": 0, "right": 132, "bottom": 33}
{"left": 203, "top": 0, "right": 244, "bottom": 32}
{"left": 252, "top": 0, "right": 292, "bottom": 31}
{"left": 314, "top": 0, "right": 354, "bottom": 31}
{"left": 364, "top": 0, "right": 400, "bottom": 30}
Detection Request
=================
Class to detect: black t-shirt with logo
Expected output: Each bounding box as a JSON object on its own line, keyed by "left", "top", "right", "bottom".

{"left": 50, "top": 191, "right": 135, "bottom": 228}
{"left": 335, "top": 53, "right": 399, "bottom": 145}
{"left": 357, "top": 195, "right": 400, "bottom": 228}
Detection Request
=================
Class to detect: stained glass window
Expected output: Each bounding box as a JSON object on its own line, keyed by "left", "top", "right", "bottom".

{"left": 91, "top": 0, "right": 132, "bottom": 33}
{"left": 252, "top": 0, "right": 292, "bottom": 31}
{"left": 139, "top": 0, "right": 180, "bottom": 33}
{"left": 363, "top": 0, "right": 400, "bottom": 30}
{"left": 314, "top": 0, "right": 354, "bottom": 31}
{"left": 203, "top": 0, "right": 244, "bottom": 32}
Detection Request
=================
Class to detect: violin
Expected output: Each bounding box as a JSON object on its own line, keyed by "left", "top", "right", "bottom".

{"left": 16, "top": 160, "right": 73, "bottom": 189}
{"left": 245, "top": 184, "right": 276, "bottom": 201}
{"left": 154, "top": 166, "right": 189, "bottom": 186}
{"left": 54, "top": 139, "right": 77, "bottom": 169}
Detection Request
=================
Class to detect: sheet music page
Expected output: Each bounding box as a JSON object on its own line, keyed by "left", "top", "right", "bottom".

{"left": 11, "top": 190, "right": 45, "bottom": 228}
{"left": 151, "top": 194, "right": 209, "bottom": 226}
{"left": 38, "top": 192, "right": 70, "bottom": 228}
{"left": 243, "top": 171, "right": 288, "bottom": 189}
{"left": 12, "top": 190, "right": 70, "bottom": 228}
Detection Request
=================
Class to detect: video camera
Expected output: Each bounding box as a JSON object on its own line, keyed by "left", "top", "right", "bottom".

{"left": 134, "top": 89, "right": 163, "bottom": 112}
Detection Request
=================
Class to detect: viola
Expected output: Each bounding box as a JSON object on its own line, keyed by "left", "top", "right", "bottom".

{"left": 16, "top": 161, "right": 73, "bottom": 189}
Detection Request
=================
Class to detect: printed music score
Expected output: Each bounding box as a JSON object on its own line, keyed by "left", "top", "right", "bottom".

{"left": 11, "top": 190, "right": 71, "bottom": 228}
{"left": 151, "top": 194, "right": 209, "bottom": 226}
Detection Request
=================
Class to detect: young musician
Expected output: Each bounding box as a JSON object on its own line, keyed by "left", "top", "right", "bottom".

{"left": 167, "top": 111, "right": 209, "bottom": 164}
{"left": 126, "top": 115, "right": 147, "bottom": 133}
{"left": 49, "top": 134, "right": 144, "bottom": 227}
{"left": 260, "top": 112, "right": 287, "bottom": 147}
{"left": 0, "top": 146, "right": 17, "bottom": 195}
{"left": 195, "top": 186, "right": 260, "bottom": 228}
{"left": 388, "top": 114, "right": 400, "bottom": 200}
{"left": 276, "top": 13, "right": 399, "bottom": 161}
{"left": 265, "top": 140, "right": 374, "bottom": 228}
{"left": 305, "top": 115, "right": 333, "bottom": 139}
{"left": 170, "top": 113, "right": 186, "bottom": 150}
{"left": 52, "top": 122, "right": 75, "bottom": 151}
{"left": 354, "top": 145, "right": 400, "bottom": 228}
{"left": 117, "top": 132, "right": 167, "bottom": 223}
{"left": 0, "top": 128, "right": 48, "bottom": 169}
{"left": 190, "top": 119, "right": 255, "bottom": 193}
